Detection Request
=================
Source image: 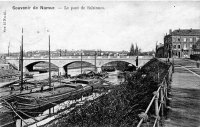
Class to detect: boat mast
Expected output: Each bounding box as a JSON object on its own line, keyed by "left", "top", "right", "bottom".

{"left": 8, "top": 41, "right": 10, "bottom": 57}
{"left": 48, "top": 34, "right": 51, "bottom": 88}
{"left": 20, "top": 28, "right": 24, "bottom": 88}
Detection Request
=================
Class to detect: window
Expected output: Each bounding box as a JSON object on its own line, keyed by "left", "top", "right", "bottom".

{"left": 173, "top": 45, "right": 176, "bottom": 49}
{"left": 196, "top": 37, "right": 199, "bottom": 42}
{"left": 183, "top": 38, "right": 186, "bottom": 42}
{"left": 183, "top": 44, "right": 187, "bottom": 49}
{"left": 190, "top": 44, "right": 193, "bottom": 48}
{"left": 172, "top": 38, "right": 176, "bottom": 42}
{"left": 189, "top": 38, "right": 193, "bottom": 42}
{"left": 178, "top": 38, "right": 180, "bottom": 41}
{"left": 178, "top": 45, "right": 181, "bottom": 49}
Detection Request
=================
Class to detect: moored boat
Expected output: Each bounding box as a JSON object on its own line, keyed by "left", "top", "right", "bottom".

{"left": 9, "top": 81, "right": 93, "bottom": 117}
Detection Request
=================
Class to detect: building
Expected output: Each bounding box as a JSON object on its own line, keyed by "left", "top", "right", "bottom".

{"left": 156, "top": 43, "right": 164, "bottom": 58}
{"left": 193, "top": 39, "right": 200, "bottom": 53}
{"left": 164, "top": 29, "right": 200, "bottom": 58}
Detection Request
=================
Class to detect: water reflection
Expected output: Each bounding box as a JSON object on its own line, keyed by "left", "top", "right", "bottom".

{"left": 67, "top": 67, "right": 95, "bottom": 77}
{"left": 68, "top": 68, "right": 124, "bottom": 85}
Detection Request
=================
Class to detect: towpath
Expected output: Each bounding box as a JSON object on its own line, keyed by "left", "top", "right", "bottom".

{"left": 164, "top": 59, "right": 200, "bottom": 127}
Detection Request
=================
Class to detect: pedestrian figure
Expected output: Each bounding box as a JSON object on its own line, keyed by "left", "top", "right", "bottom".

{"left": 10, "top": 85, "right": 14, "bottom": 91}
{"left": 91, "top": 86, "right": 94, "bottom": 92}
{"left": 41, "top": 86, "right": 43, "bottom": 92}
{"left": 10, "top": 86, "right": 13, "bottom": 94}
{"left": 20, "top": 86, "right": 23, "bottom": 93}
{"left": 196, "top": 62, "right": 199, "bottom": 68}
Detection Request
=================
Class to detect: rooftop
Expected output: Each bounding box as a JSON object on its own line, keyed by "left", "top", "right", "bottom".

{"left": 157, "top": 43, "right": 164, "bottom": 49}
{"left": 170, "top": 29, "right": 200, "bottom": 36}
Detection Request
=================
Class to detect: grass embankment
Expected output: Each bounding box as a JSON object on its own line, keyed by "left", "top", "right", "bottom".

{"left": 45, "top": 58, "right": 171, "bottom": 127}
{"left": 0, "top": 69, "right": 20, "bottom": 82}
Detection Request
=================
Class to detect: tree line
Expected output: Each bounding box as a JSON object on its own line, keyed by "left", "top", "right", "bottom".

{"left": 129, "top": 43, "right": 141, "bottom": 56}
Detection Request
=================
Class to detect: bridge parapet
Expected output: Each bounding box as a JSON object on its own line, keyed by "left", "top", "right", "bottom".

{"left": 6, "top": 55, "right": 153, "bottom": 60}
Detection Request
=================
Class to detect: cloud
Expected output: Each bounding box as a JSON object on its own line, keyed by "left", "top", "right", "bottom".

{"left": 0, "top": 1, "right": 200, "bottom": 53}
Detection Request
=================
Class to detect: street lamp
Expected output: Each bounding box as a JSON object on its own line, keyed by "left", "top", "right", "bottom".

{"left": 81, "top": 50, "right": 83, "bottom": 74}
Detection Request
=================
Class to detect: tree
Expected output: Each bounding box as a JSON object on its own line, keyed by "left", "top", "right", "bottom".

{"left": 138, "top": 48, "right": 141, "bottom": 54}
{"left": 129, "top": 43, "right": 141, "bottom": 56}
{"left": 129, "top": 43, "right": 135, "bottom": 56}
{"left": 135, "top": 43, "right": 138, "bottom": 55}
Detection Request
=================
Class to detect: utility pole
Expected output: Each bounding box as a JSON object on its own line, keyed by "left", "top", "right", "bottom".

{"left": 81, "top": 51, "right": 82, "bottom": 74}
{"left": 95, "top": 51, "right": 97, "bottom": 72}
{"left": 20, "top": 28, "right": 24, "bottom": 89}
{"left": 136, "top": 48, "right": 138, "bottom": 68}
{"left": 48, "top": 34, "right": 51, "bottom": 88}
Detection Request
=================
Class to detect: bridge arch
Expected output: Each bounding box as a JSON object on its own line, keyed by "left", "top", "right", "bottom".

{"left": 25, "top": 61, "right": 59, "bottom": 72}
{"left": 101, "top": 60, "right": 136, "bottom": 71}
{"left": 63, "top": 61, "right": 95, "bottom": 75}
{"left": 6, "top": 56, "right": 152, "bottom": 74}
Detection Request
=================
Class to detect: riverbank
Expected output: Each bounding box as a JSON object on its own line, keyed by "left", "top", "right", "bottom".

{"left": 43, "top": 58, "right": 171, "bottom": 127}
{"left": 0, "top": 69, "right": 20, "bottom": 82}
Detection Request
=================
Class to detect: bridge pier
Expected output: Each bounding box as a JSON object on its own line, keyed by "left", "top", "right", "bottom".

{"left": 24, "top": 67, "right": 29, "bottom": 73}
{"left": 58, "top": 67, "right": 65, "bottom": 76}
{"left": 96, "top": 67, "right": 102, "bottom": 73}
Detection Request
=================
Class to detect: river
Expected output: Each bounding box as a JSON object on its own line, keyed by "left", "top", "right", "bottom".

{"left": 0, "top": 67, "right": 124, "bottom": 127}
{"left": 30, "top": 67, "right": 124, "bottom": 85}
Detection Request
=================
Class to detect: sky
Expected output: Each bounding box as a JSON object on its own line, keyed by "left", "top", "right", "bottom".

{"left": 0, "top": 1, "right": 200, "bottom": 53}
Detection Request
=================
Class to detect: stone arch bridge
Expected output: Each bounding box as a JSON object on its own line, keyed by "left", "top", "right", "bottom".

{"left": 6, "top": 56, "right": 153, "bottom": 75}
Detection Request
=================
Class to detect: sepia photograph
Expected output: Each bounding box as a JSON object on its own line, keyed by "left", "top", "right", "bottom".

{"left": 0, "top": 1, "right": 200, "bottom": 127}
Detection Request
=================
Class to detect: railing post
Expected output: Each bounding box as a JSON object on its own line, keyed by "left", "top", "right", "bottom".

{"left": 163, "top": 81, "right": 167, "bottom": 108}
{"left": 170, "top": 66, "right": 173, "bottom": 82}
{"left": 154, "top": 91, "right": 160, "bottom": 127}
{"left": 160, "top": 85, "right": 165, "bottom": 116}
{"left": 172, "top": 58, "right": 174, "bottom": 73}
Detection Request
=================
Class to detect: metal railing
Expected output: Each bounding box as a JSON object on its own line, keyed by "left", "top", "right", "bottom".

{"left": 137, "top": 63, "right": 173, "bottom": 127}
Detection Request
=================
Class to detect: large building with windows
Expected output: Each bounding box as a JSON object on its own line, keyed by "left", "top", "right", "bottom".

{"left": 164, "top": 29, "right": 200, "bottom": 58}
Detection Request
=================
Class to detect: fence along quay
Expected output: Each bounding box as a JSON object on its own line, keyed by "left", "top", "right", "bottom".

{"left": 137, "top": 60, "right": 173, "bottom": 127}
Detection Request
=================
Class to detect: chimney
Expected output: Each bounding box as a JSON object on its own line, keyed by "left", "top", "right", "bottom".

{"left": 169, "top": 29, "right": 172, "bottom": 34}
